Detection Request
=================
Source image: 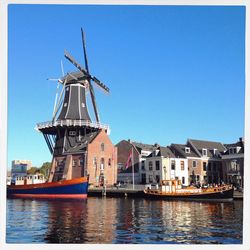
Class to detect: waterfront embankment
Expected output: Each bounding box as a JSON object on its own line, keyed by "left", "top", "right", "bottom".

{"left": 88, "top": 187, "right": 243, "bottom": 199}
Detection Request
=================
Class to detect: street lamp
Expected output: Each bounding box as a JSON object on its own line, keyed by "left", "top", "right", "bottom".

{"left": 163, "top": 166, "right": 166, "bottom": 180}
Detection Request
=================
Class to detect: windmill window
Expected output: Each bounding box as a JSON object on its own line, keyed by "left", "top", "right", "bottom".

{"left": 69, "top": 131, "right": 76, "bottom": 136}
{"left": 80, "top": 158, "right": 84, "bottom": 166}
{"left": 73, "top": 160, "right": 77, "bottom": 167}
{"left": 64, "top": 103, "right": 68, "bottom": 107}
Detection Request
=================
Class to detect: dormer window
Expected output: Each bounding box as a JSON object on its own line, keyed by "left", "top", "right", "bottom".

{"left": 213, "top": 149, "right": 217, "bottom": 155}
{"left": 202, "top": 148, "right": 207, "bottom": 156}
{"left": 185, "top": 147, "right": 190, "bottom": 153}
{"left": 229, "top": 147, "right": 238, "bottom": 154}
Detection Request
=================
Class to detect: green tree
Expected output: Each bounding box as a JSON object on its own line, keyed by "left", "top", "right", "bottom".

{"left": 40, "top": 162, "right": 51, "bottom": 179}
{"left": 27, "top": 166, "right": 39, "bottom": 175}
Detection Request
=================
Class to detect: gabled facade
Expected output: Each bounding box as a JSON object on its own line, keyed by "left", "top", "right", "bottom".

{"left": 171, "top": 139, "right": 226, "bottom": 185}
{"left": 145, "top": 146, "right": 189, "bottom": 186}
{"left": 187, "top": 139, "right": 226, "bottom": 185}
{"left": 170, "top": 143, "right": 202, "bottom": 185}
{"left": 116, "top": 140, "right": 156, "bottom": 184}
{"left": 222, "top": 137, "right": 244, "bottom": 188}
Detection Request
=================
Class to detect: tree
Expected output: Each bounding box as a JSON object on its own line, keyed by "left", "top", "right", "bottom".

{"left": 40, "top": 162, "right": 51, "bottom": 179}
{"left": 27, "top": 167, "right": 39, "bottom": 175}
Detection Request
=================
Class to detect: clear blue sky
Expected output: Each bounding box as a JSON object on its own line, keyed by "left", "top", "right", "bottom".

{"left": 8, "top": 4, "right": 245, "bottom": 168}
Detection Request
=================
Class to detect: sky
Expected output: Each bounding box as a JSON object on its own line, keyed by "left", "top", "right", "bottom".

{"left": 8, "top": 4, "right": 245, "bottom": 169}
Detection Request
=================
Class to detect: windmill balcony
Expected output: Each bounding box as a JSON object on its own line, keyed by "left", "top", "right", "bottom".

{"left": 35, "top": 119, "right": 110, "bottom": 131}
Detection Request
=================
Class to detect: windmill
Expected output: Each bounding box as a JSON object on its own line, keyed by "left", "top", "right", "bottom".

{"left": 51, "top": 28, "right": 109, "bottom": 124}
{"left": 36, "top": 28, "right": 111, "bottom": 182}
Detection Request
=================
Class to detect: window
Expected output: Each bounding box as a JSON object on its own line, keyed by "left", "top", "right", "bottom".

{"left": 185, "top": 147, "right": 190, "bottom": 153}
{"left": 155, "top": 175, "right": 160, "bottom": 183}
{"left": 156, "top": 161, "right": 160, "bottom": 170}
{"left": 182, "top": 177, "right": 185, "bottom": 184}
{"left": 213, "top": 162, "right": 217, "bottom": 172}
{"left": 149, "top": 161, "right": 153, "bottom": 171}
{"left": 208, "top": 162, "right": 211, "bottom": 171}
{"left": 202, "top": 148, "right": 207, "bottom": 156}
{"left": 101, "top": 143, "right": 105, "bottom": 152}
{"left": 64, "top": 103, "right": 67, "bottom": 107}
{"left": 180, "top": 161, "right": 185, "bottom": 171}
{"left": 171, "top": 160, "right": 176, "bottom": 170}
{"left": 108, "top": 158, "right": 111, "bottom": 166}
{"left": 72, "top": 160, "right": 77, "bottom": 167}
{"left": 69, "top": 131, "right": 76, "bottom": 136}
{"left": 149, "top": 175, "right": 153, "bottom": 183}
{"left": 80, "top": 158, "right": 84, "bottom": 166}
{"left": 141, "top": 160, "right": 145, "bottom": 170}
{"left": 100, "top": 158, "right": 105, "bottom": 170}
{"left": 93, "top": 157, "right": 97, "bottom": 168}
{"left": 203, "top": 162, "right": 207, "bottom": 171}
{"left": 196, "top": 175, "right": 200, "bottom": 181}
{"left": 192, "top": 160, "right": 197, "bottom": 168}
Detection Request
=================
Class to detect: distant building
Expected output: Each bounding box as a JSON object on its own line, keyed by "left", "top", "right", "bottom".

{"left": 11, "top": 160, "right": 32, "bottom": 181}
{"left": 222, "top": 137, "right": 244, "bottom": 188}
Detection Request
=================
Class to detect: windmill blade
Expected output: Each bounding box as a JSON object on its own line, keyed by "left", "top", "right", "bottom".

{"left": 81, "top": 28, "right": 90, "bottom": 73}
{"left": 53, "top": 81, "right": 60, "bottom": 116}
{"left": 88, "top": 80, "right": 100, "bottom": 123}
{"left": 52, "top": 75, "right": 68, "bottom": 121}
{"left": 65, "top": 50, "right": 109, "bottom": 93}
{"left": 64, "top": 50, "right": 89, "bottom": 77}
{"left": 61, "top": 60, "right": 65, "bottom": 76}
{"left": 92, "top": 76, "right": 110, "bottom": 93}
{"left": 47, "top": 78, "right": 63, "bottom": 83}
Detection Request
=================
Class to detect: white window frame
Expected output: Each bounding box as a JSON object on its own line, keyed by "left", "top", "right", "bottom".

{"left": 202, "top": 148, "right": 207, "bottom": 157}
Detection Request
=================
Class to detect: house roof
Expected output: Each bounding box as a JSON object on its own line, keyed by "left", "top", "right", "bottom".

{"left": 131, "top": 141, "right": 157, "bottom": 152}
{"left": 188, "top": 139, "right": 226, "bottom": 157}
{"left": 147, "top": 146, "right": 176, "bottom": 158}
{"left": 170, "top": 143, "right": 199, "bottom": 158}
{"left": 223, "top": 139, "right": 244, "bottom": 154}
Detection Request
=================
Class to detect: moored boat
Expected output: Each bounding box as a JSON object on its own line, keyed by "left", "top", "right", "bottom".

{"left": 144, "top": 180, "right": 234, "bottom": 201}
{"left": 7, "top": 176, "right": 88, "bottom": 199}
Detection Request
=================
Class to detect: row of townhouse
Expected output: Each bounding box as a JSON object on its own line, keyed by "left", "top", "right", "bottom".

{"left": 116, "top": 137, "right": 244, "bottom": 188}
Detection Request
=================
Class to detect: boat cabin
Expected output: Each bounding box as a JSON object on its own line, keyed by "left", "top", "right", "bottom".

{"left": 12, "top": 174, "right": 46, "bottom": 185}
{"left": 161, "top": 180, "right": 182, "bottom": 193}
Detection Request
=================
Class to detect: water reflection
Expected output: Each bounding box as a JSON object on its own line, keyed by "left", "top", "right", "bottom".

{"left": 6, "top": 198, "right": 243, "bottom": 244}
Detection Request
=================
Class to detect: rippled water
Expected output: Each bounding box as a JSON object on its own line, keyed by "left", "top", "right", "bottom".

{"left": 6, "top": 197, "right": 243, "bottom": 244}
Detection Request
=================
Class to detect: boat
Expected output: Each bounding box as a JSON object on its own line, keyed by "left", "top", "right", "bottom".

{"left": 7, "top": 176, "right": 88, "bottom": 199}
{"left": 144, "top": 180, "right": 234, "bottom": 201}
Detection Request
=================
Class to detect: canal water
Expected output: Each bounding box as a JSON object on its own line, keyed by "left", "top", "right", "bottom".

{"left": 6, "top": 197, "right": 243, "bottom": 244}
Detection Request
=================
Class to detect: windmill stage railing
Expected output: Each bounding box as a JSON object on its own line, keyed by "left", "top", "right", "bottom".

{"left": 35, "top": 119, "right": 110, "bottom": 131}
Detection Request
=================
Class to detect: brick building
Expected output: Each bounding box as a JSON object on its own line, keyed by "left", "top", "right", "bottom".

{"left": 116, "top": 140, "right": 156, "bottom": 184}
{"left": 222, "top": 137, "right": 244, "bottom": 188}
